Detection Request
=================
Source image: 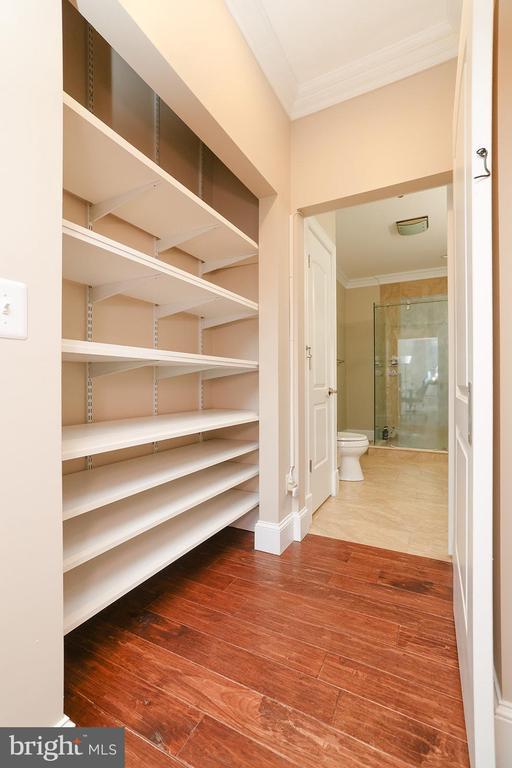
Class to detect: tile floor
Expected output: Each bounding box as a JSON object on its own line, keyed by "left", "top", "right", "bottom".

{"left": 311, "top": 447, "right": 449, "bottom": 561}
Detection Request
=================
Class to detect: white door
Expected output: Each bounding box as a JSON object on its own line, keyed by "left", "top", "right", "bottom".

{"left": 452, "top": 1, "right": 495, "bottom": 765}
{"left": 306, "top": 221, "right": 336, "bottom": 512}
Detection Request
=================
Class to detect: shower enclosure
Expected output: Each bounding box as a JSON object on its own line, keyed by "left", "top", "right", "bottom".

{"left": 374, "top": 297, "right": 448, "bottom": 450}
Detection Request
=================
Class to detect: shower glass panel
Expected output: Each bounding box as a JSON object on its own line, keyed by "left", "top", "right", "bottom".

{"left": 374, "top": 297, "right": 448, "bottom": 450}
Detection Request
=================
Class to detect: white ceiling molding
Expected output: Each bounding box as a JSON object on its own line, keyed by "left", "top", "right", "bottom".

{"left": 225, "top": 1, "right": 459, "bottom": 119}
{"left": 224, "top": 0, "right": 298, "bottom": 115}
{"left": 336, "top": 263, "right": 349, "bottom": 287}
{"left": 292, "top": 22, "right": 458, "bottom": 119}
{"left": 343, "top": 266, "right": 448, "bottom": 290}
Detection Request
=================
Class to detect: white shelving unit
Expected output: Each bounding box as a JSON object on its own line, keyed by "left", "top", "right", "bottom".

{"left": 63, "top": 93, "right": 258, "bottom": 269}
{"left": 61, "top": 86, "right": 259, "bottom": 633}
{"left": 62, "top": 338, "right": 258, "bottom": 380}
{"left": 63, "top": 489, "right": 259, "bottom": 633}
{"left": 63, "top": 221, "right": 258, "bottom": 327}
{"left": 63, "top": 438, "right": 258, "bottom": 519}
{"left": 63, "top": 461, "right": 258, "bottom": 571}
{"left": 62, "top": 410, "right": 258, "bottom": 460}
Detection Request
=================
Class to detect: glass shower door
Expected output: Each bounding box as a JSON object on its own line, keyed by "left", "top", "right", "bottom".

{"left": 374, "top": 298, "right": 448, "bottom": 450}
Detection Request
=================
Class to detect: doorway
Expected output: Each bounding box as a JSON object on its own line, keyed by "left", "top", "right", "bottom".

{"left": 305, "top": 184, "right": 452, "bottom": 561}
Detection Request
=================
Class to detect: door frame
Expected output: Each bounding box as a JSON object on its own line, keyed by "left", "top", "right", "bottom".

{"left": 304, "top": 216, "right": 338, "bottom": 515}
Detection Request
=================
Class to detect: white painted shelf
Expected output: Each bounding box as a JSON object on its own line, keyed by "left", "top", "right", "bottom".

{"left": 63, "top": 438, "right": 258, "bottom": 520}
{"left": 62, "top": 409, "right": 259, "bottom": 461}
{"left": 63, "top": 94, "right": 258, "bottom": 265}
{"left": 62, "top": 338, "right": 258, "bottom": 380}
{"left": 63, "top": 489, "right": 259, "bottom": 633}
{"left": 63, "top": 461, "right": 258, "bottom": 572}
{"left": 62, "top": 221, "right": 258, "bottom": 327}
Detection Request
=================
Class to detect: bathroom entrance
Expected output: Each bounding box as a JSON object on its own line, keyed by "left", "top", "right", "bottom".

{"left": 306, "top": 184, "right": 452, "bottom": 561}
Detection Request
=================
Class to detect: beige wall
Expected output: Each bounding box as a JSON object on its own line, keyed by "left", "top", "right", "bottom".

{"left": 343, "top": 286, "right": 380, "bottom": 432}
{"left": 0, "top": 1, "right": 64, "bottom": 726}
{"left": 493, "top": 0, "right": 512, "bottom": 704}
{"left": 291, "top": 61, "right": 456, "bottom": 214}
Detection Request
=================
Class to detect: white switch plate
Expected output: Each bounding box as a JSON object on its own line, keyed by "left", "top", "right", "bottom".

{"left": 0, "top": 279, "right": 28, "bottom": 339}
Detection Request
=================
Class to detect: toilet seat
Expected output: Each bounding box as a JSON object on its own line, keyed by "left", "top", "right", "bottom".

{"left": 337, "top": 431, "right": 368, "bottom": 445}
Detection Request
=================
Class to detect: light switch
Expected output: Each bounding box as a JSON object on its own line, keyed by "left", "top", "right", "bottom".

{"left": 0, "top": 279, "right": 27, "bottom": 339}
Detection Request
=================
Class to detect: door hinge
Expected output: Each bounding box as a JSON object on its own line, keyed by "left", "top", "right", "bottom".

{"left": 309, "top": 459, "right": 312, "bottom": 473}
{"left": 306, "top": 345, "right": 312, "bottom": 369}
{"left": 308, "top": 253, "right": 311, "bottom": 268}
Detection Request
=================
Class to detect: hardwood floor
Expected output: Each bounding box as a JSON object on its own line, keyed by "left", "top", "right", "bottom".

{"left": 65, "top": 528, "right": 469, "bottom": 768}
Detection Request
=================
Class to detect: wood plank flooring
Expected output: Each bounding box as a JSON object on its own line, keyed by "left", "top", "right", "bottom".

{"left": 65, "top": 528, "right": 469, "bottom": 768}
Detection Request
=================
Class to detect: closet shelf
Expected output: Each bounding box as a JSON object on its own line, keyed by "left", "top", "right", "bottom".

{"left": 63, "top": 461, "right": 258, "bottom": 572}
{"left": 63, "top": 221, "right": 258, "bottom": 328}
{"left": 62, "top": 409, "right": 259, "bottom": 461}
{"left": 63, "top": 488, "right": 259, "bottom": 633}
{"left": 63, "top": 93, "right": 258, "bottom": 267}
{"left": 62, "top": 338, "right": 258, "bottom": 380}
{"left": 63, "top": 438, "right": 259, "bottom": 520}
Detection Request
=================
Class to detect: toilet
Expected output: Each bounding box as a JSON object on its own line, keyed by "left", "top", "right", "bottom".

{"left": 337, "top": 431, "right": 369, "bottom": 481}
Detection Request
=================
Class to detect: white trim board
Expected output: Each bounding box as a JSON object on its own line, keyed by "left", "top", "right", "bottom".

{"left": 54, "top": 716, "right": 75, "bottom": 728}
{"left": 255, "top": 511, "right": 295, "bottom": 555}
{"left": 337, "top": 266, "right": 448, "bottom": 290}
{"left": 225, "top": 1, "right": 458, "bottom": 119}
{"left": 293, "top": 505, "right": 311, "bottom": 541}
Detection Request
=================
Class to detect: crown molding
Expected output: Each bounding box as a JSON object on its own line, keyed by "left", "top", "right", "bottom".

{"left": 292, "top": 22, "right": 458, "bottom": 119}
{"left": 336, "top": 263, "right": 349, "bottom": 287}
{"left": 224, "top": 0, "right": 297, "bottom": 115}
{"left": 225, "top": 1, "right": 459, "bottom": 120}
{"left": 341, "top": 265, "right": 447, "bottom": 290}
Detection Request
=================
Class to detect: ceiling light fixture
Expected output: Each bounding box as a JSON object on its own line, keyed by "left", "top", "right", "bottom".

{"left": 396, "top": 216, "right": 429, "bottom": 236}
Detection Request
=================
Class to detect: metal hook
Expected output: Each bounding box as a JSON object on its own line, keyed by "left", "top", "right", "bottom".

{"left": 474, "top": 147, "right": 490, "bottom": 179}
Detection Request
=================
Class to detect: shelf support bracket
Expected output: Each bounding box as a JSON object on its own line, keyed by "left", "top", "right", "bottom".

{"left": 156, "top": 224, "right": 221, "bottom": 253}
{"left": 155, "top": 297, "right": 218, "bottom": 320}
{"left": 201, "top": 367, "right": 257, "bottom": 381}
{"left": 89, "top": 180, "right": 161, "bottom": 223}
{"left": 201, "top": 311, "right": 255, "bottom": 329}
{"left": 90, "top": 274, "right": 161, "bottom": 304}
{"left": 156, "top": 364, "right": 212, "bottom": 381}
{"left": 201, "top": 253, "right": 257, "bottom": 274}
{"left": 88, "top": 361, "right": 149, "bottom": 378}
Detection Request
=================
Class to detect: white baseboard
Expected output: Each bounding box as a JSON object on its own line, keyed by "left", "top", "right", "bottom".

{"left": 293, "top": 505, "right": 311, "bottom": 540}
{"left": 54, "top": 715, "right": 75, "bottom": 728}
{"left": 495, "top": 674, "right": 512, "bottom": 767}
{"left": 331, "top": 469, "right": 340, "bottom": 497}
{"left": 255, "top": 511, "right": 294, "bottom": 555}
{"left": 230, "top": 506, "right": 259, "bottom": 532}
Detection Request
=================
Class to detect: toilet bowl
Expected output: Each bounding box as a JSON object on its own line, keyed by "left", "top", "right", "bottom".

{"left": 337, "top": 431, "right": 369, "bottom": 481}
